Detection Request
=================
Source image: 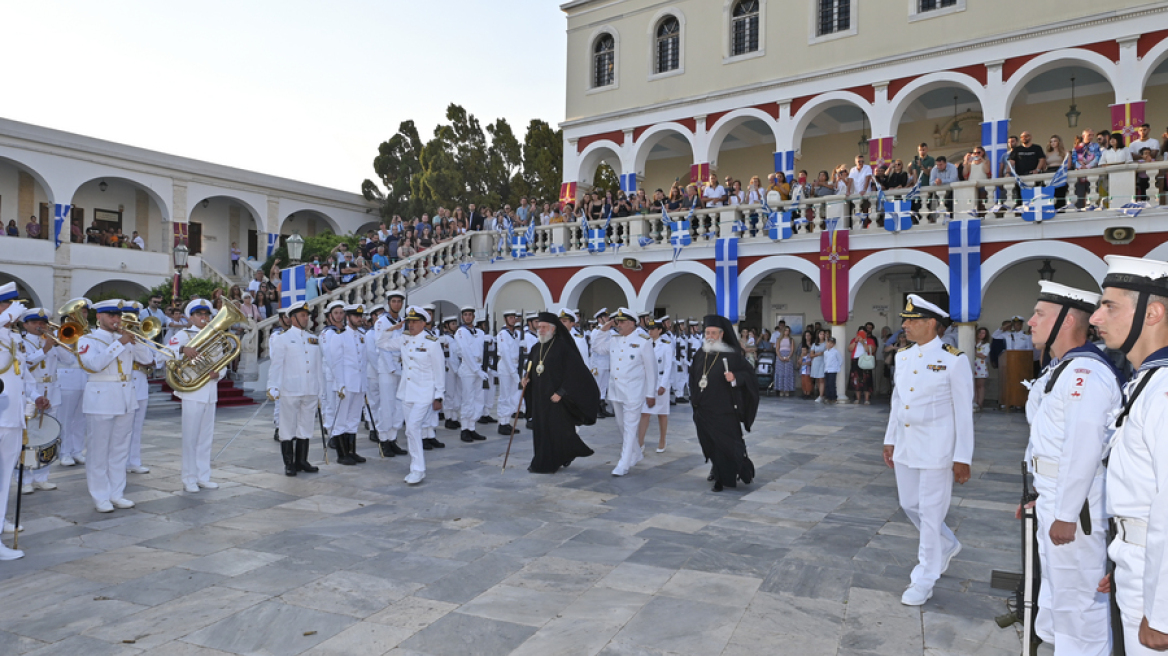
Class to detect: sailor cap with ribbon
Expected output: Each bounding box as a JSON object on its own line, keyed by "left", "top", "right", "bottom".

{"left": 185, "top": 299, "right": 213, "bottom": 318}
{"left": 1037, "top": 281, "right": 1101, "bottom": 313}
{"left": 502, "top": 309, "right": 518, "bottom": 317}
{"left": 404, "top": 306, "right": 431, "bottom": 323}
{"left": 611, "top": 307, "right": 636, "bottom": 322}
{"left": 558, "top": 308, "right": 578, "bottom": 322}
{"left": 443, "top": 315, "right": 459, "bottom": 324}
{"left": 344, "top": 303, "right": 364, "bottom": 315}
{"left": 93, "top": 299, "right": 125, "bottom": 314}
{"left": 0, "top": 282, "right": 18, "bottom": 302}
{"left": 386, "top": 290, "right": 405, "bottom": 300}
{"left": 593, "top": 308, "right": 609, "bottom": 319}
{"left": 367, "top": 303, "right": 386, "bottom": 315}
{"left": 286, "top": 301, "right": 309, "bottom": 314}
{"left": 460, "top": 305, "right": 476, "bottom": 314}
{"left": 20, "top": 307, "right": 49, "bottom": 322}
{"left": 124, "top": 300, "right": 142, "bottom": 311}
{"left": 1102, "top": 254, "right": 1168, "bottom": 353}
{"left": 637, "top": 310, "right": 652, "bottom": 318}
{"left": 324, "top": 300, "right": 345, "bottom": 313}
{"left": 899, "top": 294, "right": 949, "bottom": 321}
{"left": 525, "top": 311, "right": 539, "bottom": 321}
{"left": 657, "top": 315, "right": 671, "bottom": 323}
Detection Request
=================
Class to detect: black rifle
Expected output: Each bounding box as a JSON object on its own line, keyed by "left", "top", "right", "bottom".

{"left": 480, "top": 312, "right": 491, "bottom": 390}
{"left": 516, "top": 309, "right": 527, "bottom": 389}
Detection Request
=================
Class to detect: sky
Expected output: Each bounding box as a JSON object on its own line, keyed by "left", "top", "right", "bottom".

{"left": 1, "top": 0, "right": 567, "bottom": 194}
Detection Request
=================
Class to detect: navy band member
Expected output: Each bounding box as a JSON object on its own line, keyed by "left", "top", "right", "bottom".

{"left": 18, "top": 307, "right": 69, "bottom": 494}
{"left": 123, "top": 301, "right": 157, "bottom": 476}
{"left": 0, "top": 289, "right": 39, "bottom": 558}
{"left": 883, "top": 294, "right": 975, "bottom": 606}
{"left": 167, "top": 299, "right": 228, "bottom": 493}
{"left": 57, "top": 298, "right": 91, "bottom": 467}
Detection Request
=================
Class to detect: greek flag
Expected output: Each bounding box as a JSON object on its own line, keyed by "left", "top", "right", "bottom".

{"left": 637, "top": 236, "right": 653, "bottom": 248}
{"left": 904, "top": 172, "right": 924, "bottom": 202}
{"left": 583, "top": 218, "right": 605, "bottom": 253}
{"left": 767, "top": 209, "right": 792, "bottom": 241}
{"left": 53, "top": 203, "right": 71, "bottom": 249}
{"left": 266, "top": 233, "right": 279, "bottom": 258}
{"left": 1021, "top": 186, "right": 1056, "bottom": 223}
{"left": 1118, "top": 202, "right": 1150, "bottom": 218}
{"left": 510, "top": 234, "right": 529, "bottom": 258}
{"left": 459, "top": 262, "right": 474, "bottom": 277}
{"left": 1048, "top": 154, "right": 1069, "bottom": 190}
{"left": 429, "top": 265, "right": 444, "bottom": 276}
{"left": 883, "top": 200, "right": 913, "bottom": 232}
{"left": 1006, "top": 161, "right": 1031, "bottom": 189}
{"left": 549, "top": 242, "right": 566, "bottom": 254}
{"left": 948, "top": 218, "right": 982, "bottom": 322}
{"left": 669, "top": 220, "right": 691, "bottom": 247}
{"left": 280, "top": 265, "right": 307, "bottom": 309}
{"left": 715, "top": 238, "right": 739, "bottom": 321}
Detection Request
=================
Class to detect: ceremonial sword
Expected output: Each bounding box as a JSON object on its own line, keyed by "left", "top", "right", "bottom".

{"left": 213, "top": 398, "right": 270, "bottom": 461}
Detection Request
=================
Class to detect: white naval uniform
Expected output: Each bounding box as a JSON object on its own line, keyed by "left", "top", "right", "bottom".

{"left": 127, "top": 340, "right": 159, "bottom": 470}
{"left": 269, "top": 326, "right": 285, "bottom": 430}
{"left": 322, "top": 326, "right": 367, "bottom": 436}
{"left": 454, "top": 324, "right": 489, "bottom": 426}
{"left": 594, "top": 329, "right": 657, "bottom": 474}
{"left": 569, "top": 327, "right": 589, "bottom": 365}
{"left": 643, "top": 335, "right": 674, "bottom": 416}
{"left": 1105, "top": 351, "right": 1168, "bottom": 655}
{"left": 0, "top": 324, "right": 33, "bottom": 528}
{"left": 373, "top": 313, "right": 405, "bottom": 441}
{"left": 589, "top": 327, "right": 610, "bottom": 400}
{"left": 317, "top": 326, "right": 341, "bottom": 434}
{"left": 440, "top": 331, "right": 462, "bottom": 418}
{"left": 57, "top": 356, "right": 87, "bottom": 461}
{"left": 361, "top": 327, "right": 380, "bottom": 435}
{"left": 671, "top": 331, "right": 690, "bottom": 399}
{"left": 883, "top": 337, "right": 974, "bottom": 593}
{"left": 167, "top": 327, "right": 226, "bottom": 488}
{"left": 496, "top": 327, "right": 522, "bottom": 421}
{"left": 993, "top": 328, "right": 1034, "bottom": 352}
{"left": 77, "top": 329, "right": 138, "bottom": 506}
{"left": 21, "top": 334, "right": 70, "bottom": 484}
{"left": 1024, "top": 346, "right": 1120, "bottom": 655}
{"left": 267, "top": 325, "right": 322, "bottom": 440}
{"left": 384, "top": 330, "right": 445, "bottom": 474}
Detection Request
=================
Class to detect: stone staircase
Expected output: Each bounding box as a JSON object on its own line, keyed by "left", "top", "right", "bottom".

{"left": 152, "top": 377, "right": 258, "bottom": 407}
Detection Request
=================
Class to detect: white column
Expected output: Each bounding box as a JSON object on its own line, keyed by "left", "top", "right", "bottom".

{"left": 831, "top": 323, "right": 848, "bottom": 400}
{"left": 956, "top": 322, "right": 976, "bottom": 370}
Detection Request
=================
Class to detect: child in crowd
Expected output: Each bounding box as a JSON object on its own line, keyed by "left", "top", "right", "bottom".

{"left": 800, "top": 346, "right": 813, "bottom": 399}
{"left": 823, "top": 337, "right": 842, "bottom": 404}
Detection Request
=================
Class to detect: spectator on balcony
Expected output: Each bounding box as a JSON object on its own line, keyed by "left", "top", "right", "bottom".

{"left": 25, "top": 215, "right": 40, "bottom": 239}
{"left": 766, "top": 172, "right": 790, "bottom": 201}
{"left": 1137, "top": 147, "right": 1156, "bottom": 200}
{"left": 745, "top": 176, "right": 763, "bottom": 205}
{"left": 614, "top": 191, "right": 632, "bottom": 217}
{"left": 930, "top": 157, "right": 959, "bottom": 218}
{"left": 516, "top": 198, "right": 532, "bottom": 226}
{"left": 887, "top": 160, "right": 909, "bottom": 190}
{"left": 998, "top": 135, "right": 1019, "bottom": 178}
{"left": 873, "top": 165, "right": 890, "bottom": 192}
{"left": 85, "top": 221, "right": 101, "bottom": 243}
{"left": 230, "top": 241, "right": 241, "bottom": 273}
{"left": 726, "top": 179, "right": 745, "bottom": 206}
{"left": 634, "top": 189, "right": 649, "bottom": 214}
{"left": 909, "top": 144, "right": 935, "bottom": 188}
{"left": 812, "top": 171, "right": 834, "bottom": 197}
{"left": 417, "top": 224, "right": 434, "bottom": 250}
{"left": 666, "top": 186, "right": 683, "bottom": 211}
{"left": 1128, "top": 123, "right": 1159, "bottom": 160}
{"left": 1045, "top": 135, "right": 1070, "bottom": 210}
{"left": 398, "top": 236, "right": 416, "bottom": 259}
{"left": 832, "top": 166, "right": 851, "bottom": 196}
{"left": 1100, "top": 133, "right": 1133, "bottom": 167}
{"left": 849, "top": 155, "right": 874, "bottom": 225}
{"left": 1072, "top": 129, "right": 1101, "bottom": 208}
{"left": 703, "top": 173, "right": 726, "bottom": 208}
{"left": 1008, "top": 131, "right": 1047, "bottom": 210}
{"left": 963, "top": 148, "right": 991, "bottom": 213}
{"left": 71, "top": 220, "right": 82, "bottom": 243}
{"left": 105, "top": 227, "right": 119, "bottom": 247}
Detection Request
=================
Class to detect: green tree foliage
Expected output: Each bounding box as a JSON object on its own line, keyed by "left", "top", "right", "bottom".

{"left": 364, "top": 105, "right": 563, "bottom": 217}
{"left": 592, "top": 163, "right": 620, "bottom": 197}
{"left": 261, "top": 232, "right": 362, "bottom": 273}
{"left": 139, "top": 276, "right": 224, "bottom": 307}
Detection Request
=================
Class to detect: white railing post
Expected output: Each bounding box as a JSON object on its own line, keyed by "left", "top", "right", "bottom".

{"left": 1109, "top": 163, "right": 1138, "bottom": 206}
{"left": 952, "top": 181, "right": 977, "bottom": 218}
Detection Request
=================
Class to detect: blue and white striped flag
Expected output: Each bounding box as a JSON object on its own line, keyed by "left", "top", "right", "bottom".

{"left": 1048, "top": 154, "right": 1069, "bottom": 190}
{"left": 583, "top": 218, "right": 606, "bottom": 253}
{"left": 1119, "top": 202, "right": 1150, "bottom": 218}
{"left": 280, "top": 265, "right": 307, "bottom": 309}
{"left": 715, "top": 238, "right": 739, "bottom": 321}
{"left": 549, "top": 242, "right": 566, "bottom": 254}
{"left": 266, "top": 233, "right": 279, "bottom": 258}
{"left": 767, "top": 210, "right": 792, "bottom": 241}
{"left": 637, "top": 236, "right": 653, "bottom": 248}
{"left": 510, "top": 234, "right": 529, "bottom": 258}
{"left": 1021, "top": 186, "right": 1055, "bottom": 222}
{"left": 904, "top": 172, "right": 924, "bottom": 202}
{"left": 53, "top": 203, "right": 71, "bottom": 249}
{"left": 948, "top": 219, "right": 981, "bottom": 322}
{"left": 1006, "top": 161, "right": 1031, "bottom": 190}
{"left": 883, "top": 200, "right": 913, "bottom": 232}
{"left": 460, "top": 262, "right": 474, "bottom": 277}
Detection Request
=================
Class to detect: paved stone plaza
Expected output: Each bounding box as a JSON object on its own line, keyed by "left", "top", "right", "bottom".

{"left": 0, "top": 392, "right": 1029, "bottom": 656}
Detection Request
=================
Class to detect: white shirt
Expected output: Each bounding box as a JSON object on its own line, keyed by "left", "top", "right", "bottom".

{"left": 702, "top": 184, "right": 726, "bottom": 208}
{"left": 848, "top": 165, "right": 873, "bottom": 195}
{"left": 132, "top": 235, "right": 145, "bottom": 250}
{"left": 590, "top": 328, "right": 611, "bottom": 370}
{"left": 594, "top": 329, "right": 657, "bottom": 404}
{"left": 1128, "top": 137, "right": 1160, "bottom": 159}
{"left": 1101, "top": 147, "right": 1134, "bottom": 166}
{"left": 454, "top": 323, "right": 489, "bottom": 379}
{"left": 267, "top": 326, "right": 322, "bottom": 398}
{"left": 0, "top": 325, "right": 33, "bottom": 428}
{"left": 166, "top": 327, "right": 225, "bottom": 403}
{"left": 383, "top": 330, "right": 445, "bottom": 404}
{"left": 373, "top": 312, "right": 404, "bottom": 375}
{"left": 78, "top": 328, "right": 138, "bottom": 416}
{"left": 321, "top": 326, "right": 367, "bottom": 395}
{"left": 247, "top": 279, "right": 263, "bottom": 293}
{"left": 993, "top": 328, "right": 1033, "bottom": 351}
{"left": 496, "top": 327, "right": 522, "bottom": 377}
{"left": 884, "top": 338, "right": 975, "bottom": 469}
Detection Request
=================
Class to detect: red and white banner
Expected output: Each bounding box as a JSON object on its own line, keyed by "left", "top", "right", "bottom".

{"left": 819, "top": 228, "right": 850, "bottom": 325}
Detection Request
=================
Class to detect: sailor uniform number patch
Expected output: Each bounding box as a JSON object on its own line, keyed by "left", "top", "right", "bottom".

{"left": 1070, "top": 373, "right": 1087, "bottom": 401}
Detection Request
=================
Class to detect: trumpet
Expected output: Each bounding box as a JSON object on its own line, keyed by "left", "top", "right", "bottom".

{"left": 119, "top": 313, "right": 174, "bottom": 359}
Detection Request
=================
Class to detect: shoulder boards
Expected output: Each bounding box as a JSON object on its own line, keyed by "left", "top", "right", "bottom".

{"left": 661, "top": 338, "right": 671, "bottom": 344}
{"left": 639, "top": 334, "right": 650, "bottom": 340}
{"left": 425, "top": 335, "right": 438, "bottom": 342}
{"left": 897, "top": 345, "right": 912, "bottom": 352}
{"left": 943, "top": 344, "right": 964, "bottom": 356}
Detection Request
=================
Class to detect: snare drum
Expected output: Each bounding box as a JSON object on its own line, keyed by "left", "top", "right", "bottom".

{"left": 22, "top": 413, "right": 61, "bottom": 470}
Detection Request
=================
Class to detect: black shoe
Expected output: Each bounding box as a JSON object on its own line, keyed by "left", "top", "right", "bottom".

{"left": 294, "top": 439, "right": 318, "bottom": 473}
{"left": 274, "top": 428, "right": 280, "bottom": 443}
{"left": 526, "top": 420, "right": 534, "bottom": 430}
{"left": 422, "top": 438, "right": 434, "bottom": 451}
{"left": 438, "top": 412, "right": 445, "bottom": 421}
{"left": 444, "top": 419, "right": 461, "bottom": 430}
{"left": 676, "top": 397, "right": 688, "bottom": 404}
{"left": 369, "top": 429, "right": 379, "bottom": 443}
{"left": 478, "top": 415, "right": 497, "bottom": 424}
{"left": 498, "top": 424, "right": 517, "bottom": 436}
{"left": 281, "top": 440, "right": 296, "bottom": 476}
{"left": 461, "top": 430, "right": 475, "bottom": 443}
{"left": 327, "top": 436, "right": 337, "bottom": 449}
{"left": 712, "top": 481, "right": 724, "bottom": 492}
{"left": 707, "top": 467, "right": 716, "bottom": 482}
{"left": 471, "top": 431, "right": 486, "bottom": 441}
{"left": 334, "top": 438, "right": 355, "bottom": 465}
{"left": 379, "top": 440, "right": 397, "bottom": 457}
{"left": 670, "top": 400, "right": 677, "bottom": 406}
{"left": 347, "top": 434, "right": 367, "bottom": 463}
{"left": 388, "top": 440, "right": 407, "bottom": 455}
{"left": 430, "top": 437, "right": 445, "bottom": 448}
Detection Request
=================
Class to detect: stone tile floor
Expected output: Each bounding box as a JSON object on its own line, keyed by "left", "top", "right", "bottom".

{"left": 0, "top": 393, "right": 1029, "bottom": 655}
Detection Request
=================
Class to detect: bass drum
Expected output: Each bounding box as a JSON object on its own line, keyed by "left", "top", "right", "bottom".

{"left": 22, "top": 413, "right": 61, "bottom": 470}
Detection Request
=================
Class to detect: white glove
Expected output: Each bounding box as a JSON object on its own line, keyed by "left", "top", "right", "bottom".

{"left": 484, "top": 335, "right": 495, "bottom": 344}
{"left": 0, "top": 302, "right": 27, "bottom": 327}
{"left": 267, "top": 388, "right": 279, "bottom": 401}
{"left": 479, "top": 371, "right": 489, "bottom": 381}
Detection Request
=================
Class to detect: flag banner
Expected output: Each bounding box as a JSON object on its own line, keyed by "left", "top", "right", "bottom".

{"left": 550, "top": 242, "right": 566, "bottom": 254}
{"left": 280, "top": 265, "right": 307, "bottom": 309}
{"left": 1048, "top": 155, "right": 1069, "bottom": 190}
{"left": 1110, "top": 102, "right": 1146, "bottom": 146}
{"left": 559, "top": 182, "right": 578, "bottom": 207}
{"left": 767, "top": 211, "right": 792, "bottom": 241}
{"left": 510, "top": 235, "right": 529, "bottom": 258}
{"left": 1021, "top": 186, "right": 1055, "bottom": 222}
{"left": 266, "top": 233, "right": 279, "bottom": 258}
{"left": 173, "top": 222, "right": 189, "bottom": 248}
{"left": 637, "top": 236, "right": 653, "bottom": 248}
{"left": 669, "top": 221, "right": 691, "bottom": 248}
{"left": 689, "top": 162, "right": 710, "bottom": 184}
{"left": 460, "top": 262, "right": 474, "bottom": 277}
{"left": 715, "top": 238, "right": 739, "bottom": 321}
{"left": 819, "top": 227, "right": 850, "bottom": 324}
{"left": 982, "top": 119, "right": 1010, "bottom": 177}
{"left": 429, "top": 265, "right": 444, "bottom": 276}
{"left": 53, "top": 203, "right": 71, "bottom": 249}
{"left": 1119, "top": 202, "right": 1150, "bottom": 218}
{"left": 884, "top": 200, "right": 913, "bottom": 232}
{"left": 868, "top": 137, "right": 894, "bottom": 168}
{"left": 948, "top": 218, "right": 982, "bottom": 322}
{"left": 587, "top": 229, "right": 607, "bottom": 253}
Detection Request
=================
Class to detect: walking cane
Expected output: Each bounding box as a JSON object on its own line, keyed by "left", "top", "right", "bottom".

{"left": 213, "top": 399, "right": 270, "bottom": 461}
{"left": 502, "top": 367, "right": 529, "bottom": 472}
{"left": 316, "top": 406, "right": 329, "bottom": 465}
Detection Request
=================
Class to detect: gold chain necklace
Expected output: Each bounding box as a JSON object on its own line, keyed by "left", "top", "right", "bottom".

{"left": 698, "top": 350, "right": 719, "bottom": 390}
{"left": 535, "top": 336, "right": 555, "bottom": 375}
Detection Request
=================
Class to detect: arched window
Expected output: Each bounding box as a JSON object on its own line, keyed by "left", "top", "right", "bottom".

{"left": 593, "top": 35, "right": 615, "bottom": 88}
{"left": 731, "top": 0, "right": 759, "bottom": 56}
{"left": 656, "top": 17, "right": 680, "bottom": 74}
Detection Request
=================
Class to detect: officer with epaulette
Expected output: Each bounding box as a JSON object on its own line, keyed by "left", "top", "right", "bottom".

{"left": 590, "top": 309, "right": 614, "bottom": 418}
{"left": 167, "top": 299, "right": 227, "bottom": 493}
{"left": 322, "top": 303, "right": 369, "bottom": 466}
{"left": 380, "top": 305, "right": 444, "bottom": 484}
{"left": 318, "top": 300, "right": 346, "bottom": 444}
{"left": 1090, "top": 255, "right": 1168, "bottom": 652}
{"left": 270, "top": 307, "right": 291, "bottom": 442}
{"left": 454, "top": 306, "right": 489, "bottom": 443}
{"left": 882, "top": 293, "right": 974, "bottom": 606}
{"left": 372, "top": 291, "right": 408, "bottom": 457}
{"left": 0, "top": 284, "right": 39, "bottom": 558}
{"left": 592, "top": 307, "right": 658, "bottom": 477}
{"left": 362, "top": 304, "right": 385, "bottom": 444}
{"left": 495, "top": 310, "right": 523, "bottom": 435}
{"left": 77, "top": 299, "right": 139, "bottom": 513}
{"left": 267, "top": 301, "right": 322, "bottom": 477}
{"left": 17, "top": 307, "right": 70, "bottom": 495}
{"left": 1022, "top": 281, "right": 1121, "bottom": 653}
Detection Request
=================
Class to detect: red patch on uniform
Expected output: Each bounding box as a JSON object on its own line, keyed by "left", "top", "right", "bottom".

{"left": 1075, "top": 368, "right": 1091, "bottom": 374}
{"left": 78, "top": 344, "right": 89, "bottom": 354}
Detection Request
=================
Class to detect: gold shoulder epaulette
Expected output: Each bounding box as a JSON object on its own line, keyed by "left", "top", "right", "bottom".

{"left": 639, "top": 333, "right": 650, "bottom": 340}
{"left": 897, "top": 344, "right": 911, "bottom": 352}
{"left": 425, "top": 334, "right": 438, "bottom": 342}
{"left": 943, "top": 344, "right": 964, "bottom": 356}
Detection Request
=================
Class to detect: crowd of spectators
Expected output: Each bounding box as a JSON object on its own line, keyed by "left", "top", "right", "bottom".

{"left": 1, "top": 216, "right": 147, "bottom": 249}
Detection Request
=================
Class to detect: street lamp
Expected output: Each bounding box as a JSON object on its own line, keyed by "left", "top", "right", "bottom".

{"left": 172, "top": 242, "right": 189, "bottom": 303}
{"left": 1066, "top": 76, "right": 1081, "bottom": 129}
{"left": 801, "top": 276, "right": 814, "bottom": 293}
{"left": 286, "top": 232, "right": 305, "bottom": 264}
{"left": 1038, "top": 259, "right": 1056, "bottom": 281}
{"left": 98, "top": 180, "right": 108, "bottom": 192}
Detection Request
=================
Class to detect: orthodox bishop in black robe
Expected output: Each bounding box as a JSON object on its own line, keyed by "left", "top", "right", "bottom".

{"left": 523, "top": 313, "right": 599, "bottom": 473}
{"left": 689, "top": 314, "right": 759, "bottom": 491}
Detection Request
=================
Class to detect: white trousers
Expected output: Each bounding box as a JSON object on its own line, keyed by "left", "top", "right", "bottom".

{"left": 366, "top": 373, "right": 380, "bottom": 430}
{"left": 330, "top": 393, "right": 363, "bottom": 436}
{"left": 0, "top": 428, "right": 20, "bottom": 525}
{"left": 497, "top": 372, "right": 521, "bottom": 420}
{"left": 1034, "top": 476, "right": 1110, "bottom": 655}
{"left": 181, "top": 400, "right": 215, "bottom": 487}
{"left": 1111, "top": 539, "right": 1163, "bottom": 656}
{"left": 320, "top": 380, "right": 337, "bottom": 434}
{"left": 272, "top": 398, "right": 281, "bottom": 428}
{"left": 378, "top": 371, "right": 402, "bottom": 439}
{"left": 444, "top": 367, "right": 460, "bottom": 417}
{"left": 128, "top": 397, "right": 148, "bottom": 468}
{"left": 594, "top": 367, "right": 610, "bottom": 402}
{"left": 85, "top": 412, "right": 134, "bottom": 504}
{"left": 58, "top": 388, "right": 86, "bottom": 458}
{"left": 459, "top": 372, "right": 484, "bottom": 424}
{"left": 401, "top": 401, "right": 428, "bottom": 474}
{"left": 611, "top": 401, "right": 644, "bottom": 473}
{"left": 672, "top": 366, "right": 687, "bottom": 396}
{"left": 894, "top": 465, "right": 960, "bottom": 590}
{"left": 279, "top": 395, "right": 317, "bottom": 441}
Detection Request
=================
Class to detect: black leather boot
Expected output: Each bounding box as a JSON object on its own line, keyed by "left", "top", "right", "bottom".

{"left": 281, "top": 440, "right": 296, "bottom": 476}
{"left": 334, "top": 434, "right": 355, "bottom": 465}
{"left": 379, "top": 440, "right": 397, "bottom": 457}
{"left": 461, "top": 429, "right": 475, "bottom": 443}
{"left": 273, "top": 428, "right": 280, "bottom": 442}
{"left": 388, "top": 440, "right": 407, "bottom": 455}
{"left": 430, "top": 435, "right": 445, "bottom": 448}
{"left": 369, "top": 428, "right": 379, "bottom": 443}
{"left": 295, "top": 439, "right": 318, "bottom": 473}
{"left": 444, "top": 419, "right": 461, "bottom": 430}
{"left": 348, "top": 434, "right": 367, "bottom": 463}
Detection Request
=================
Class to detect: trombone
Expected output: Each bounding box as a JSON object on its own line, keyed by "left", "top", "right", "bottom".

{"left": 42, "top": 319, "right": 86, "bottom": 354}
{"left": 119, "top": 313, "right": 175, "bottom": 359}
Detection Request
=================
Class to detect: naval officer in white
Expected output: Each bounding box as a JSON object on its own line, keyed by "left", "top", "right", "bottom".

{"left": 592, "top": 308, "right": 657, "bottom": 477}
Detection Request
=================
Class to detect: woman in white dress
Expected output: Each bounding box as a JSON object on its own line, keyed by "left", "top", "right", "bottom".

{"left": 973, "top": 326, "right": 991, "bottom": 411}
{"left": 639, "top": 320, "right": 674, "bottom": 453}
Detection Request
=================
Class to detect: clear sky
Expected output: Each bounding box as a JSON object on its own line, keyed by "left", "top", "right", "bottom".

{"left": 2, "top": 0, "right": 567, "bottom": 194}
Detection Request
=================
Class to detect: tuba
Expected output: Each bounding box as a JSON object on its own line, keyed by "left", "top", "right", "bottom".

{"left": 165, "top": 301, "right": 247, "bottom": 393}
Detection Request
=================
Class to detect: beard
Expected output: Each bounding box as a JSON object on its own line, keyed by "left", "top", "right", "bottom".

{"left": 538, "top": 331, "right": 553, "bottom": 344}
{"left": 702, "top": 339, "right": 732, "bottom": 353}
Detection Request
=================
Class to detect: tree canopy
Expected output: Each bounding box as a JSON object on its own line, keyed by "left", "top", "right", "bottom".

{"left": 363, "top": 105, "right": 562, "bottom": 219}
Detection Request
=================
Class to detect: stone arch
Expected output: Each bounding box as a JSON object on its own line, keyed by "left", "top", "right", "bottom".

{"left": 1138, "top": 37, "right": 1168, "bottom": 100}
{"left": 0, "top": 153, "right": 57, "bottom": 206}
{"left": 560, "top": 266, "right": 638, "bottom": 312}
{"left": 633, "top": 122, "right": 698, "bottom": 177}
{"left": 68, "top": 175, "right": 172, "bottom": 221}
{"left": 485, "top": 270, "right": 555, "bottom": 310}
{"left": 1144, "top": 241, "right": 1168, "bottom": 262}
{"left": 705, "top": 107, "right": 781, "bottom": 170}
{"left": 0, "top": 271, "right": 43, "bottom": 308}
{"left": 737, "top": 255, "right": 821, "bottom": 300}
{"left": 578, "top": 140, "right": 624, "bottom": 189}
{"left": 636, "top": 261, "right": 716, "bottom": 313}
{"left": 980, "top": 241, "right": 1107, "bottom": 291}
{"left": 1001, "top": 49, "right": 1120, "bottom": 119}
{"left": 887, "top": 72, "right": 990, "bottom": 134}
{"left": 79, "top": 277, "right": 153, "bottom": 302}
{"left": 848, "top": 249, "right": 949, "bottom": 311}
{"left": 790, "top": 91, "right": 877, "bottom": 153}
{"left": 278, "top": 206, "right": 342, "bottom": 234}
{"left": 186, "top": 189, "right": 266, "bottom": 231}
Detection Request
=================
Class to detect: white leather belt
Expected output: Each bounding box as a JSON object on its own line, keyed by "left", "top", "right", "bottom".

{"left": 89, "top": 374, "right": 128, "bottom": 382}
{"left": 1031, "top": 456, "right": 1059, "bottom": 479}
{"left": 1116, "top": 517, "right": 1147, "bottom": 547}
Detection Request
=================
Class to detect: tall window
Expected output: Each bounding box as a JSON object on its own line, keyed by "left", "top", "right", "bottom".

{"left": 731, "top": 0, "right": 759, "bottom": 56}
{"left": 919, "top": 0, "right": 957, "bottom": 10}
{"left": 656, "top": 17, "right": 680, "bottom": 73}
{"left": 818, "top": 0, "right": 850, "bottom": 35}
{"left": 593, "top": 35, "right": 615, "bottom": 88}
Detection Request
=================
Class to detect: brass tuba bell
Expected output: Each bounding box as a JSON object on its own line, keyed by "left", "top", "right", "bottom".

{"left": 165, "top": 301, "right": 247, "bottom": 393}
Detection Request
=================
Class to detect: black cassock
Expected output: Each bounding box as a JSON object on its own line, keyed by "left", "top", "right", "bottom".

{"left": 689, "top": 347, "right": 759, "bottom": 487}
{"left": 523, "top": 333, "right": 599, "bottom": 473}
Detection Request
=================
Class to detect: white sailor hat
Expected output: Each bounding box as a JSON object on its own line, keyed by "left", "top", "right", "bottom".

{"left": 387, "top": 290, "right": 405, "bottom": 300}
{"left": 423, "top": 303, "right": 436, "bottom": 312}
{"left": 443, "top": 315, "right": 459, "bottom": 324}
{"left": 658, "top": 315, "right": 671, "bottom": 323}
{"left": 367, "top": 303, "right": 386, "bottom": 314}
{"left": 0, "top": 282, "right": 18, "bottom": 303}
{"left": 344, "top": 303, "right": 365, "bottom": 314}
{"left": 899, "top": 294, "right": 948, "bottom": 321}
{"left": 93, "top": 299, "right": 125, "bottom": 314}
{"left": 689, "top": 319, "right": 701, "bottom": 325}
{"left": 1037, "top": 281, "right": 1101, "bottom": 313}
{"left": 286, "top": 301, "right": 309, "bottom": 314}
{"left": 404, "top": 306, "right": 431, "bottom": 323}
{"left": 637, "top": 310, "right": 651, "bottom": 317}
{"left": 276, "top": 306, "right": 290, "bottom": 316}
{"left": 460, "top": 305, "right": 476, "bottom": 314}
{"left": 558, "top": 308, "right": 578, "bottom": 322}
{"left": 1010, "top": 315, "right": 1026, "bottom": 322}
{"left": 502, "top": 309, "right": 519, "bottom": 317}
{"left": 20, "top": 307, "right": 49, "bottom": 322}
{"left": 611, "top": 307, "right": 636, "bottom": 322}
{"left": 185, "top": 299, "right": 213, "bottom": 318}
{"left": 1102, "top": 254, "right": 1168, "bottom": 294}
{"left": 324, "top": 300, "right": 345, "bottom": 313}
{"left": 593, "top": 308, "right": 609, "bottom": 319}
{"left": 525, "top": 312, "right": 539, "bottom": 321}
